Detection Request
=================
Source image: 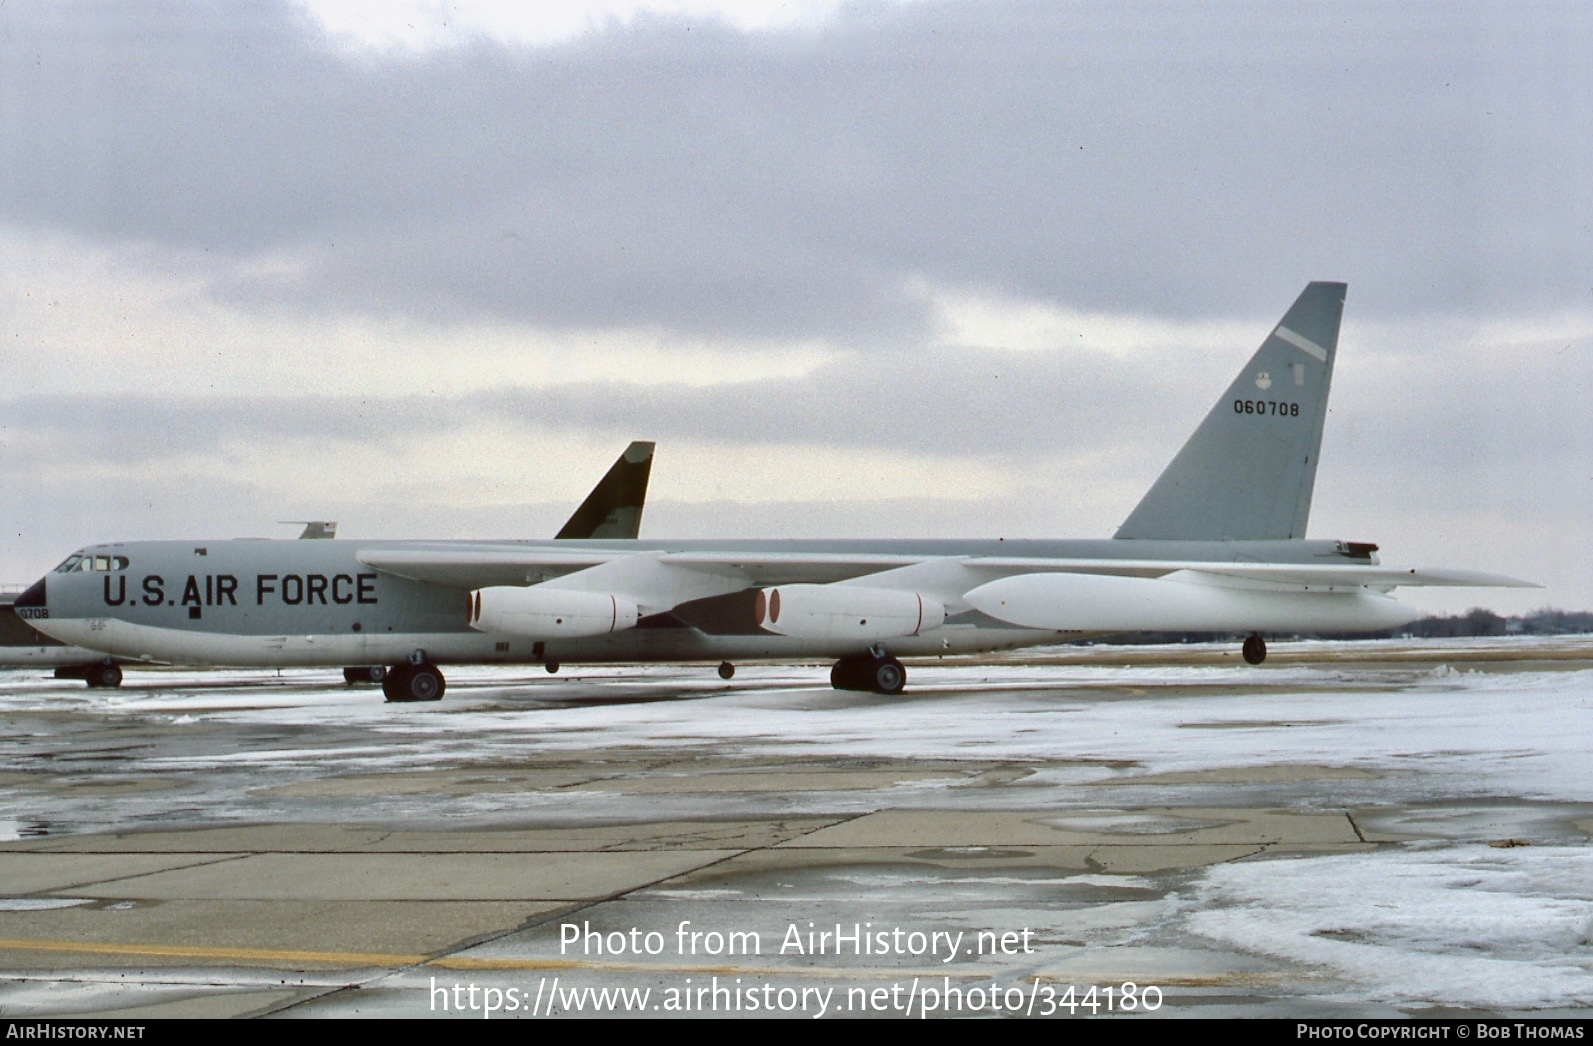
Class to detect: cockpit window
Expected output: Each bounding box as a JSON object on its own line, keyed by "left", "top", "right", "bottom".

{"left": 52, "top": 552, "right": 130, "bottom": 572}
{"left": 51, "top": 551, "right": 130, "bottom": 572}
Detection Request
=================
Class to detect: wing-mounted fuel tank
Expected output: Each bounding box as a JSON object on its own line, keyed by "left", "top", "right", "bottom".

{"left": 963, "top": 570, "right": 1421, "bottom": 634}
{"left": 469, "top": 587, "right": 640, "bottom": 639}
{"left": 753, "top": 585, "right": 945, "bottom": 642}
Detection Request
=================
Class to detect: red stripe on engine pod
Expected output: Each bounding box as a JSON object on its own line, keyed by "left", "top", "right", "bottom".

{"left": 770, "top": 588, "right": 781, "bottom": 624}
{"left": 753, "top": 589, "right": 766, "bottom": 627}
{"left": 610, "top": 595, "right": 617, "bottom": 632}
{"left": 915, "top": 594, "right": 923, "bottom": 635}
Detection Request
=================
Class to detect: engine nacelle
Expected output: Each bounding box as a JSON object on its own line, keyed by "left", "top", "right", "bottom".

{"left": 754, "top": 585, "right": 944, "bottom": 641}
{"left": 470, "top": 586, "right": 640, "bottom": 639}
{"left": 964, "top": 571, "right": 1422, "bottom": 634}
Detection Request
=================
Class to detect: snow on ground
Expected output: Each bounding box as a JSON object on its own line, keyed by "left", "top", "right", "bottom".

{"left": 1183, "top": 846, "right": 1593, "bottom": 1009}
{"left": 3, "top": 639, "right": 1592, "bottom": 1012}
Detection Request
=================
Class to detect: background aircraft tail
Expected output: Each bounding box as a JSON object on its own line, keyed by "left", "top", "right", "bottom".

{"left": 557, "top": 441, "right": 655, "bottom": 539}
{"left": 1114, "top": 281, "right": 1346, "bottom": 541}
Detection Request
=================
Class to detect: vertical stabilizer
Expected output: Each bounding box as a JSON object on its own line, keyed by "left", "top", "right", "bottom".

{"left": 1114, "top": 282, "right": 1345, "bottom": 541}
{"left": 557, "top": 441, "right": 655, "bottom": 539}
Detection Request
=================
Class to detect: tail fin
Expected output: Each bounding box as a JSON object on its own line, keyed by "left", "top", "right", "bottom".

{"left": 1114, "top": 282, "right": 1345, "bottom": 541}
{"left": 556, "top": 441, "right": 655, "bottom": 540}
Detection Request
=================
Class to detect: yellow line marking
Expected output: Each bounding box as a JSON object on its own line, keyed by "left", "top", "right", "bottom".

{"left": 0, "top": 939, "right": 991, "bottom": 979}
{"left": 432, "top": 957, "right": 989, "bottom": 979}
{"left": 0, "top": 938, "right": 425, "bottom": 966}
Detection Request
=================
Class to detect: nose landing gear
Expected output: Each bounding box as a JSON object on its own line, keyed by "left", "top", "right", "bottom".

{"left": 1242, "top": 632, "right": 1267, "bottom": 665}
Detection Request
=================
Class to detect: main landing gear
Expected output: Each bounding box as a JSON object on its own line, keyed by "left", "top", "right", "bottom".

{"left": 87, "top": 663, "right": 122, "bottom": 689}
{"left": 56, "top": 662, "right": 123, "bottom": 688}
{"left": 383, "top": 657, "right": 445, "bottom": 702}
{"left": 1242, "top": 632, "right": 1268, "bottom": 666}
{"left": 343, "top": 665, "right": 386, "bottom": 686}
{"left": 830, "top": 650, "right": 907, "bottom": 695}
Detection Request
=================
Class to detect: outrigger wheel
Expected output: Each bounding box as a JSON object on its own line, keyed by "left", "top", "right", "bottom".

{"left": 830, "top": 653, "right": 907, "bottom": 695}
{"left": 1242, "top": 632, "right": 1268, "bottom": 666}
{"left": 383, "top": 662, "right": 446, "bottom": 702}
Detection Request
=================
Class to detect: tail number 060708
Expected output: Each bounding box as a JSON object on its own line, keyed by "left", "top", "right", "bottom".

{"left": 1234, "top": 399, "right": 1299, "bottom": 417}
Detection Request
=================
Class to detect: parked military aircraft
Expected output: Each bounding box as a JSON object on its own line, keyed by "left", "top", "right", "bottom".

{"left": 14, "top": 284, "right": 1528, "bottom": 699}
{"left": 9, "top": 440, "right": 654, "bottom": 687}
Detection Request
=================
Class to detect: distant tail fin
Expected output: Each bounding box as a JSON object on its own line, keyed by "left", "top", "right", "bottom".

{"left": 556, "top": 441, "right": 655, "bottom": 540}
{"left": 279, "top": 521, "right": 337, "bottom": 539}
{"left": 1114, "top": 282, "right": 1345, "bottom": 541}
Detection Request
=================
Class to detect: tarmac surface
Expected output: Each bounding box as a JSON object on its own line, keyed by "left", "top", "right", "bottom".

{"left": 0, "top": 637, "right": 1590, "bottom": 1018}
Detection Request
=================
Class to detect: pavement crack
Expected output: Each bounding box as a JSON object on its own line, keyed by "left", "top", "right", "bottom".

{"left": 377, "top": 812, "right": 879, "bottom": 990}
{"left": 24, "top": 851, "right": 258, "bottom": 894}
{"left": 253, "top": 981, "right": 371, "bottom": 1017}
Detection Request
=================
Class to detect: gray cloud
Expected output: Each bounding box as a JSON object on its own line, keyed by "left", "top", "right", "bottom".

{"left": 2, "top": 0, "right": 1589, "bottom": 342}
{"left": 0, "top": 342, "right": 1217, "bottom": 472}
{"left": 4, "top": 323, "right": 1586, "bottom": 504}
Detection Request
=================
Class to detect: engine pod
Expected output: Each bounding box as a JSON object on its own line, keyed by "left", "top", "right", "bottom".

{"left": 753, "top": 585, "right": 944, "bottom": 641}
{"left": 471, "top": 586, "right": 640, "bottom": 638}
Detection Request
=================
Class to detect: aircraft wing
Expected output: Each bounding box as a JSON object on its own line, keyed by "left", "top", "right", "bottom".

{"left": 356, "top": 547, "right": 629, "bottom": 589}
{"left": 357, "top": 546, "right": 926, "bottom": 590}
{"left": 360, "top": 546, "right": 1536, "bottom": 596}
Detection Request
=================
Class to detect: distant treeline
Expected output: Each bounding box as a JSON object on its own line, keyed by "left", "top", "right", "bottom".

{"left": 1075, "top": 608, "right": 1593, "bottom": 646}
{"left": 1397, "top": 607, "right": 1593, "bottom": 638}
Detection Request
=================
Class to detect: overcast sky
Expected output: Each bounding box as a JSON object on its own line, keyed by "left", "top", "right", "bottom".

{"left": 2, "top": 0, "right": 1588, "bottom": 615}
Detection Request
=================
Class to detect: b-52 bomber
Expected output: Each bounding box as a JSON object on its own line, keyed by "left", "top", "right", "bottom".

{"left": 15, "top": 284, "right": 1530, "bottom": 700}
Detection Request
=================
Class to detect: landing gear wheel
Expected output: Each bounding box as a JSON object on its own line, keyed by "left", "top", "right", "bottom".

{"left": 382, "top": 665, "right": 411, "bottom": 701}
{"left": 831, "top": 656, "right": 865, "bottom": 691}
{"left": 383, "top": 664, "right": 446, "bottom": 702}
{"left": 343, "top": 665, "right": 385, "bottom": 686}
{"left": 830, "top": 655, "right": 906, "bottom": 694}
{"left": 545, "top": 661, "right": 560, "bottom": 674}
{"left": 718, "top": 661, "right": 735, "bottom": 680}
{"left": 406, "top": 665, "right": 444, "bottom": 701}
{"left": 1242, "top": 632, "right": 1267, "bottom": 666}
{"left": 869, "top": 657, "right": 906, "bottom": 695}
{"left": 87, "top": 663, "right": 123, "bottom": 689}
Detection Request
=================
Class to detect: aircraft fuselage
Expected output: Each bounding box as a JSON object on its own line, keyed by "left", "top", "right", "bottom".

{"left": 19, "top": 536, "right": 1377, "bottom": 668}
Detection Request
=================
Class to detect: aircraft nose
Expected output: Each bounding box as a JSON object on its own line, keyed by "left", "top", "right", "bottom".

{"left": 12, "top": 576, "right": 46, "bottom": 610}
